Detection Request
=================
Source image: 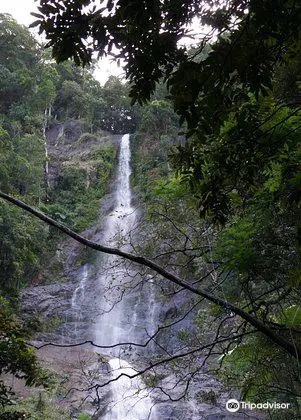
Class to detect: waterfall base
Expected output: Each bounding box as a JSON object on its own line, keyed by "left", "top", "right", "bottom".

{"left": 104, "top": 358, "right": 155, "bottom": 420}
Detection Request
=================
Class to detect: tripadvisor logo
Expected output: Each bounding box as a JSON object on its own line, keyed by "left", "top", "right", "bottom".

{"left": 226, "top": 399, "right": 240, "bottom": 412}
{"left": 226, "top": 399, "right": 290, "bottom": 412}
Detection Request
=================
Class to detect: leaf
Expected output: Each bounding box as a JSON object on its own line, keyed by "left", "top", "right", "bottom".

{"left": 279, "top": 305, "right": 301, "bottom": 327}
{"left": 29, "top": 20, "right": 41, "bottom": 29}
{"left": 30, "top": 12, "right": 44, "bottom": 19}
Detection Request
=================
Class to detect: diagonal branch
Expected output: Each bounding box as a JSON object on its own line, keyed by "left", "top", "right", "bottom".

{"left": 0, "top": 190, "right": 300, "bottom": 360}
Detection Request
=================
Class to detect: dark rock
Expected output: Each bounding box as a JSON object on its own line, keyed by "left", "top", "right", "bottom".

{"left": 21, "top": 282, "right": 74, "bottom": 318}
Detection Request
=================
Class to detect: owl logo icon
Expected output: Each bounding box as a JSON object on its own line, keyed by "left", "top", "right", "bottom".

{"left": 226, "top": 399, "right": 240, "bottom": 412}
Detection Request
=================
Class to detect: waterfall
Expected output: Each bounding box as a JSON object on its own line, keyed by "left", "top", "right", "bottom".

{"left": 93, "top": 134, "right": 155, "bottom": 419}
{"left": 94, "top": 133, "right": 137, "bottom": 348}
{"left": 105, "top": 358, "right": 154, "bottom": 420}
{"left": 42, "top": 107, "right": 51, "bottom": 182}
{"left": 72, "top": 264, "right": 89, "bottom": 308}
{"left": 71, "top": 264, "right": 89, "bottom": 339}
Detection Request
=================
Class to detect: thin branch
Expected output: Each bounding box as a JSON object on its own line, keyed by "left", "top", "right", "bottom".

{"left": 66, "top": 330, "right": 258, "bottom": 396}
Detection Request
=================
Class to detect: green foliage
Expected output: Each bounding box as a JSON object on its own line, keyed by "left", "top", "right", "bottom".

{"left": 57, "top": 80, "right": 88, "bottom": 119}
{"left": 35, "top": 1, "right": 300, "bottom": 108}
{"left": 35, "top": 0, "right": 301, "bottom": 222}
{"left": 28, "top": 315, "right": 62, "bottom": 334}
{"left": 77, "top": 414, "right": 92, "bottom": 420}
{"left": 278, "top": 306, "right": 301, "bottom": 328}
{"left": 2, "top": 4, "right": 301, "bottom": 417}
{"left": 1, "top": 393, "right": 70, "bottom": 420}
{"left": 195, "top": 389, "right": 217, "bottom": 405}
{"left": 0, "top": 17, "right": 123, "bottom": 417}
{"left": 0, "top": 14, "right": 120, "bottom": 295}
{"left": 45, "top": 145, "right": 116, "bottom": 231}
{"left": 220, "top": 335, "right": 300, "bottom": 416}
{"left": 131, "top": 131, "right": 173, "bottom": 201}
{"left": 131, "top": 86, "right": 180, "bottom": 201}
{"left": 138, "top": 99, "right": 178, "bottom": 135}
{"left": 128, "top": 25, "right": 300, "bottom": 414}
{"left": 52, "top": 67, "right": 137, "bottom": 133}
{"left": 0, "top": 14, "right": 54, "bottom": 294}
{"left": 0, "top": 202, "right": 49, "bottom": 294}
{"left": 0, "top": 297, "right": 46, "bottom": 416}
{"left": 99, "top": 76, "right": 138, "bottom": 133}
{"left": 214, "top": 215, "right": 259, "bottom": 272}
{"left": 76, "top": 132, "right": 102, "bottom": 145}
{"left": 153, "top": 177, "right": 188, "bottom": 199}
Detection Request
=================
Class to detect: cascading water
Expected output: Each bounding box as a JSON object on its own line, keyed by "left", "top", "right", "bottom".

{"left": 94, "top": 133, "right": 138, "bottom": 348}
{"left": 92, "top": 134, "right": 156, "bottom": 419}
{"left": 72, "top": 264, "right": 88, "bottom": 308}
{"left": 71, "top": 264, "right": 89, "bottom": 339}
{"left": 104, "top": 358, "right": 154, "bottom": 420}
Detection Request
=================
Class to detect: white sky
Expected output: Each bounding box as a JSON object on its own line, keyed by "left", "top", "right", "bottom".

{"left": 0, "top": 0, "right": 207, "bottom": 85}
{"left": 0, "top": 0, "right": 123, "bottom": 85}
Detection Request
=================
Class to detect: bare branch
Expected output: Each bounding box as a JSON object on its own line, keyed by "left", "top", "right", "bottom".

{"left": 65, "top": 330, "right": 258, "bottom": 395}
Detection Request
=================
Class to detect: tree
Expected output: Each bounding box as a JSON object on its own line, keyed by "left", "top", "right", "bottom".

{"left": 100, "top": 76, "right": 137, "bottom": 133}
{"left": 130, "top": 77, "right": 300, "bottom": 413}
{"left": 0, "top": 13, "right": 39, "bottom": 112}
{"left": 33, "top": 2, "right": 300, "bottom": 99}
{"left": 0, "top": 297, "right": 46, "bottom": 420}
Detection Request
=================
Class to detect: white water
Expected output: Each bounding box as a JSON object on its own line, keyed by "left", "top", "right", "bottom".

{"left": 72, "top": 264, "right": 89, "bottom": 308}
{"left": 71, "top": 264, "right": 89, "bottom": 339}
{"left": 105, "top": 358, "right": 154, "bottom": 420}
{"left": 93, "top": 134, "right": 155, "bottom": 419}
{"left": 94, "top": 133, "right": 137, "bottom": 348}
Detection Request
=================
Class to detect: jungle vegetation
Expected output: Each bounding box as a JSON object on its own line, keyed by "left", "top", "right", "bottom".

{"left": 0, "top": 0, "right": 300, "bottom": 418}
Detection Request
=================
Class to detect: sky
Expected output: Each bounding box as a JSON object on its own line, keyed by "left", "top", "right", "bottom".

{"left": 0, "top": 0, "right": 123, "bottom": 85}
{"left": 0, "top": 0, "right": 205, "bottom": 85}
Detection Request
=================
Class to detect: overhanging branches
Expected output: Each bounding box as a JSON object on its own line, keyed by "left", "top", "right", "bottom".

{"left": 0, "top": 190, "right": 300, "bottom": 359}
{"left": 65, "top": 330, "right": 257, "bottom": 397}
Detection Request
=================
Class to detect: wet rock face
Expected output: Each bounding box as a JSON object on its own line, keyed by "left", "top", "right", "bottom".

{"left": 47, "top": 121, "right": 82, "bottom": 147}
{"left": 21, "top": 283, "right": 74, "bottom": 318}
{"left": 20, "top": 270, "right": 99, "bottom": 343}
{"left": 20, "top": 282, "right": 74, "bottom": 343}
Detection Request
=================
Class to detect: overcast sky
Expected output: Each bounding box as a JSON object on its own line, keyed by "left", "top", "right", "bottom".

{"left": 0, "top": 0, "right": 123, "bottom": 85}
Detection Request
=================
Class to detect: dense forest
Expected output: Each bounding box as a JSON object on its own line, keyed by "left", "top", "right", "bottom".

{"left": 0, "top": 1, "right": 300, "bottom": 419}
